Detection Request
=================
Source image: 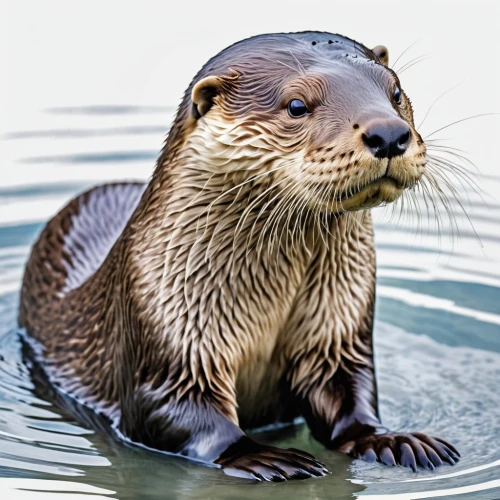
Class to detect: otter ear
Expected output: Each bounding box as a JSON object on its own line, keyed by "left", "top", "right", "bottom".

{"left": 372, "top": 45, "right": 389, "bottom": 66}
{"left": 191, "top": 71, "right": 239, "bottom": 119}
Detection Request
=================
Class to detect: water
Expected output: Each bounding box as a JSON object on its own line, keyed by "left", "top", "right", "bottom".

{"left": 1, "top": 102, "right": 500, "bottom": 500}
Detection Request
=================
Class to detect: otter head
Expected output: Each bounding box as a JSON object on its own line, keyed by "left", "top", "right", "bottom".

{"left": 178, "top": 32, "right": 426, "bottom": 215}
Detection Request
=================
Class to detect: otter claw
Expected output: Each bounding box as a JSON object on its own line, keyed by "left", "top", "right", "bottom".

{"left": 351, "top": 432, "right": 460, "bottom": 471}
{"left": 217, "top": 437, "right": 329, "bottom": 481}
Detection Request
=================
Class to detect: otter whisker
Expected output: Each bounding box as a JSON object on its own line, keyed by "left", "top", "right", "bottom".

{"left": 329, "top": 170, "right": 344, "bottom": 215}
{"left": 308, "top": 175, "right": 334, "bottom": 237}
{"left": 425, "top": 141, "right": 472, "bottom": 156}
{"left": 286, "top": 49, "right": 307, "bottom": 76}
{"left": 426, "top": 152, "right": 484, "bottom": 199}
{"left": 283, "top": 182, "right": 313, "bottom": 255}
{"left": 257, "top": 189, "right": 289, "bottom": 259}
{"left": 293, "top": 179, "right": 317, "bottom": 253}
{"left": 422, "top": 170, "right": 461, "bottom": 249}
{"left": 391, "top": 39, "right": 420, "bottom": 72}
{"left": 252, "top": 175, "right": 297, "bottom": 258}
{"left": 200, "top": 154, "right": 289, "bottom": 218}
{"left": 394, "top": 187, "right": 406, "bottom": 233}
{"left": 306, "top": 180, "right": 330, "bottom": 248}
{"left": 395, "top": 54, "right": 433, "bottom": 75}
{"left": 417, "top": 80, "right": 465, "bottom": 130}
{"left": 234, "top": 169, "right": 297, "bottom": 259}
{"left": 420, "top": 175, "right": 446, "bottom": 250}
{"left": 424, "top": 113, "right": 499, "bottom": 140}
{"left": 321, "top": 174, "right": 340, "bottom": 238}
{"left": 313, "top": 181, "right": 332, "bottom": 248}
{"left": 249, "top": 166, "right": 305, "bottom": 259}
{"left": 289, "top": 196, "right": 306, "bottom": 252}
{"left": 426, "top": 159, "right": 470, "bottom": 198}
{"left": 278, "top": 184, "right": 308, "bottom": 258}
{"left": 396, "top": 190, "right": 420, "bottom": 247}
{"left": 425, "top": 164, "right": 476, "bottom": 227}
{"left": 407, "top": 185, "right": 423, "bottom": 244}
{"left": 426, "top": 144, "right": 480, "bottom": 173}
{"left": 203, "top": 169, "right": 276, "bottom": 263}
{"left": 335, "top": 175, "right": 351, "bottom": 216}
{"left": 339, "top": 180, "right": 367, "bottom": 237}
{"left": 415, "top": 179, "right": 433, "bottom": 237}
{"left": 425, "top": 151, "right": 481, "bottom": 189}
{"left": 383, "top": 190, "right": 398, "bottom": 227}
{"left": 258, "top": 54, "right": 305, "bottom": 77}
{"left": 425, "top": 163, "right": 483, "bottom": 247}
{"left": 262, "top": 177, "right": 307, "bottom": 259}
{"left": 316, "top": 179, "right": 331, "bottom": 235}
{"left": 236, "top": 158, "right": 297, "bottom": 233}
{"left": 197, "top": 159, "right": 292, "bottom": 247}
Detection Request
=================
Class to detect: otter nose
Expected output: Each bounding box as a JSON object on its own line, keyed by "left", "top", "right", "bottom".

{"left": 362, "top": 120, "right": 411, "bottom": 159}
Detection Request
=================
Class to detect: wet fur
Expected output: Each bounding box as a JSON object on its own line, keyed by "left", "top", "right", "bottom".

{"left": 19, "top": 31, "right": 459, "bottom": 481}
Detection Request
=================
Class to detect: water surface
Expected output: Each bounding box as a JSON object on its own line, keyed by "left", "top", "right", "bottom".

{"left": 1, "top": 105, "right": 499, "bottom": 500}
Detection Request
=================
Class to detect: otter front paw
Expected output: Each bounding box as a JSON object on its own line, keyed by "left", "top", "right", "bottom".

{"left": 342, "top": 432, "right": 460, "bottom": 471}
{"left": 216, "top": 436, "right": 329, "bottom": 481}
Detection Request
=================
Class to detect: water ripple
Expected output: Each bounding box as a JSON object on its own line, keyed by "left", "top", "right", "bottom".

{"left": 1, "top": 103, "right": 499, "bottom": 499}
{"left": 0, "top": 328, "right": 111, "bottom": 478}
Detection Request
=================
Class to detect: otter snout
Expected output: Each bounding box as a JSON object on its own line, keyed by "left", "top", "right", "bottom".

{"left": 361, "top": 119, "right": 411, "bottom": 159}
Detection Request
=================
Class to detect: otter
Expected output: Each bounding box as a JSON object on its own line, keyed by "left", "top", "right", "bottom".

{"left": 19, "top": 31, "right": 460, "bottom": 481}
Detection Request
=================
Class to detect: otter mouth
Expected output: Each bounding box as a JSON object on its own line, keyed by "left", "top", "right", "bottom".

{"left": 311, "top": 173, "right": 411, "bottom": 212}
{"left": 337, "top": 174, "right": 405, "bottom": 202}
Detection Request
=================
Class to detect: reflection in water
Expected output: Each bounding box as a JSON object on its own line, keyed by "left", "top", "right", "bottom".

{"left": 0, "top": 104, "right": 499, "bottom": 499}
{"left": 3, "top": 127, "right": 167, "bottom": 140}
{"left": 0, "top": 328, "right": 110, "bottom": 477}
{"left": 20, "top": 151, "right": 158, "bottom": 165}
{"left": 0, "top": 479, "right": 115, "bottom": 500}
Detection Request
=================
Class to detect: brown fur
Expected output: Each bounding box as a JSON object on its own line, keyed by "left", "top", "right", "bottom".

{"left": 19, "top": 32, "right": 459, "bottom": 481}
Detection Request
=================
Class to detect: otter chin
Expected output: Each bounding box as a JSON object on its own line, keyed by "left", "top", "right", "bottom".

{"left": 312, "top": 175, "right": 406, "bottom": 212}
{"left": 352, "top": 176, "right": 404, "bottom": 209}
{"left": 20, "top": 31, "right": 459, "bottom": 482}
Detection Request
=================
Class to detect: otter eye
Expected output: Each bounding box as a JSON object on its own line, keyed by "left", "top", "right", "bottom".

{"left": 393, "top": 87, "right": 402, "bottom": 105}
{"left": 288, "top": 99, "right": 309, "bottom": 118}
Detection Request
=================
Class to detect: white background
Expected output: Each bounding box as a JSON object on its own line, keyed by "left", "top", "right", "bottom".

{"left": 1, "top": 0, "right": 498, "bottom": 169}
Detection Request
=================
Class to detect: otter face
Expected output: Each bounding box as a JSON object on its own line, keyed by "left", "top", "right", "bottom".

{"left": 294, "top": 62, "right": 426, "bottom": 213}
{"left": 188, "top": 33, "right": 426, "bottom": 214}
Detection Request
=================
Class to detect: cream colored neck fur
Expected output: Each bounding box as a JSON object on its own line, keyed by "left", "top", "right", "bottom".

{"left": 120, "top": 115, "right": 376, "bottom": 425}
